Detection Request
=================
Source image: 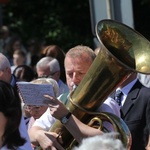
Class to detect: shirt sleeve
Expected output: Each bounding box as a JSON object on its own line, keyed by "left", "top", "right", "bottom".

{"left": 32, "top": 108, "right": 56, "bottom": 131}
{"left": 96, "top": 97, "right": 121, "bottom": 131}
{"left": 18, "top": 116, "right": 33, "bottom": 150}
{"left": 97, "top": 97, "right": 120, "bottom": 117}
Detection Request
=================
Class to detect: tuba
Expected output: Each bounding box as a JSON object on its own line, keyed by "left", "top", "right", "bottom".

{"left": 39, "top": 19, "right": 150, "bottom": 150}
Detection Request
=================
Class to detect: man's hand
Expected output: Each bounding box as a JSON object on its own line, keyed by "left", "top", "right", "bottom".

{"left": 44, "top": 95, "right": 69, "bottom": 119}
{"left": 36, "top": 130, "right": 64, "bottom": 150}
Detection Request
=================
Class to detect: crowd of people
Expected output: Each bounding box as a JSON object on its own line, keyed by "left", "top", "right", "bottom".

{"left": 0, "top": 24, "right": 150, "bottom": 150}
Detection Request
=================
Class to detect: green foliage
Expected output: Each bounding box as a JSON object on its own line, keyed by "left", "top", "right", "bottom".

{"left": 1, "top": 0, "right": 93, "bottom": 51}
{"left": 132, "top": 0, "right": 150, "bottom": 40}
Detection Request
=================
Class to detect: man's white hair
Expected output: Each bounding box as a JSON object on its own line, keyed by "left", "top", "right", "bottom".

{"left": 36, "top": 56, "right": 60, "bottom": 74}
{"left": 0, "top": 53, "right": 10, "bottom": 71}
{"left": 73, "top": 132, "right": 127, "bottom": 150}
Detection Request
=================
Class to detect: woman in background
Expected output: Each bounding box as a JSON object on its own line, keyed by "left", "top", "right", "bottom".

{"left": 13, "top": 64, "right": 36, "bottom": 82}
{"left": 23, "top": 78, "right": 59, "bottom": 150}
{"left": 0, "top": 80, "right": 26, "bottom": 150}
{"left": 41, "top": 45, "right": 66, "bottom": 83}
{"left": 25, "top": 78, "right": 59, "bottom": 130}
{"left": 13, "top": 64, "right": 36, "bottom": 120}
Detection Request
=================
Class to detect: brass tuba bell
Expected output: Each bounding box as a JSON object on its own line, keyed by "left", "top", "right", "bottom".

{"left": 39, "top": 19, "right": 150, "bottom": 150}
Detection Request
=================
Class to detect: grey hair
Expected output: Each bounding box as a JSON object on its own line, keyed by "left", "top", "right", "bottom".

{"left": 66, "top": 45, "right": 96, "bottom": 61}
{"left": 0, "top": 53, "right": 10, "bottom": 71}
{"left": 31, "top": 78, "right": 59, "bottom": 97}
{"left": 73, "top": 132, "right": 127, "bottom": 150}
{"left": 36, "top": 56, "right": 60, "bottom": 74}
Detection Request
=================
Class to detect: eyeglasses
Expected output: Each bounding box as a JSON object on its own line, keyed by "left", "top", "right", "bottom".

{"left": 38, "top": 71, "right": 58, "bottom": 79}
{"left": 38, "top": 75, "right": 53, "bottom": 79}
{"left": 24, "top": 105, "right": 41, "bottom": 112}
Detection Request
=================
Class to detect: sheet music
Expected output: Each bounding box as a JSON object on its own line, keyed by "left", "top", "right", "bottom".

{"left": 16, "top": 81, "right": 54, "bottom": 106}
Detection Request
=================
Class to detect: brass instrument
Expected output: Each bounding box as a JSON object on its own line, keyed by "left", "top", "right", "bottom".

{"left": 39, "top": 19, "right": 150, "bottom": 150}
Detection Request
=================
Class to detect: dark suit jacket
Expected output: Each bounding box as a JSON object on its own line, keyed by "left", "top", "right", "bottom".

{"left": 120, "top": 80, "right": 150, "bottom": 150}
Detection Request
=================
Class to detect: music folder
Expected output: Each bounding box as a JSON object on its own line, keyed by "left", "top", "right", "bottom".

{"left": 16, "top": 81, "right": 54, "bottom": 106}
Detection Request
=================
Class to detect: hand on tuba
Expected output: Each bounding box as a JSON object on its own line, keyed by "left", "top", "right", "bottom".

{"left": 30, "top": 128, "right": 64, "bottom": 150}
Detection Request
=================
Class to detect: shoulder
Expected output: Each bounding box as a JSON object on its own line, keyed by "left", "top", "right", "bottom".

{"left": 130, "top": 80, "right": 150, "bottom": 96}
{"left": 58, "top": 92, "right": 69, "bottom": 104}
{"left": 136, "top": 80, "right": 150, "bottom": 96}
{"left": 33, "top": 108, "right": 56, "bottom": 131}
{"left": 97, "top": 97, "right": 120, "bottom": 117}
{"left": 58, "top": 80, "right": 69, "bottom": 90}
{"left": 57, "top": 80, "right": 69, "bottom": 95}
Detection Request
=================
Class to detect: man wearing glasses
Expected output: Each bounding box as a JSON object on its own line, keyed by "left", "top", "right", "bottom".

{"left": 36, "top": 56, "right": 69, "bottom": 96}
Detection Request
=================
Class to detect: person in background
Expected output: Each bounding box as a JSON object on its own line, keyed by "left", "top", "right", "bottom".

{"left": 13, "top": 64, "right": 35, "bottom": 82}
{"left": 0, "top": 80, "right": 26, "bottom": 150}
{"left": 0, "top": 53, "right": 32, "bottom": 150}
{"left": 111, "top": 72, "right": 150, "bottom": 150}
{"left": 36, "top": 56, "right": 69, "bottom": 96}
{"left": 0, "top": 25, "right": 11, "bottom": 54}
{"left": 11, "top": 50, "right": 26, "bottom": 73}
{"left": 28, "top": 38, "right": 47, "bottom": 72}
{"left": 25, "top": 38, "right": 37, "bottom": 66}
{"left": 5, "top": 35, "right": 26, "bottom": 65}
{"left": 72, "top": 132, "right": 126, "bottom": 150}
{"left": 28, "top": 45, "right": 120, "bottom": 149}
{"left": 13, "top": 64, "right": 36, "bottom": 120}
{"left": 26, "top": 78, "right": 59, "bottom": 131}
{"left": 42, "top": 45, "right": 66, "bottom": 83}
{"left": 22, "top": 78, "right": 59, "bottom": 150}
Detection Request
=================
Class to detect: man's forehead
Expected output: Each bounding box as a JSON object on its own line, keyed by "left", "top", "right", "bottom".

{"left": 65, "top": 53, "right": 93, "bottom": 62}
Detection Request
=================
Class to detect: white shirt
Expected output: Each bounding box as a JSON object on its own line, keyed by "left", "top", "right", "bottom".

{"left": 33, "top": 108, "right": 56, "bottom": 131}
{"left": 97, "top": 97, "right": 120, "bottom": 131}
{"left": 97, "top": 97, "right": 120, "bottom": 117}
{"left": 120, "top": 78, "right": 137, "bottom": 106}
{"left": 32, "top": 97, "right": 120, "bottom": 131}
{"left": 18, "top": 116, "right": 32, "bottom": 150}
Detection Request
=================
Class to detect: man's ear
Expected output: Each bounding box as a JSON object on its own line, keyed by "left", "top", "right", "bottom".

{"left": 52, "top": 71, "right": 61, "bottom": 82}
{"left": 55, "top": 71, "right": 60, "bottom": 78}
{"left": 6, "top": 67, "right": 11, "bottom": 75}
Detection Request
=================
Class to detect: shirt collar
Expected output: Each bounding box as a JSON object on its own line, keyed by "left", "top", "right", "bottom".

{"left": 121, "top": 78, "right": 137, "bottom": 96}
{"left": 10, "top": 75, "right": 16, "bottom": 87}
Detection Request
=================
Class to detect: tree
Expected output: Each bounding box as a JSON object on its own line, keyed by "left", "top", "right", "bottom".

{"left": 1, "top": 0, "right": 93, "bottom": 52}
{"left": 132, "top": 0, "right": 150, "bottom": 40}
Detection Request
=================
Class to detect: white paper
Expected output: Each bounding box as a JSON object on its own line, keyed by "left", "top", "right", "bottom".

{"left": 16, "top": 81, "right": 54, "bottom": 106}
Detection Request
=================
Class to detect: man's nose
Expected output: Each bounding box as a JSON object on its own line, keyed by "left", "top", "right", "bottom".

{"left": 72, "top": 73, "right": 80, "bottom": 84}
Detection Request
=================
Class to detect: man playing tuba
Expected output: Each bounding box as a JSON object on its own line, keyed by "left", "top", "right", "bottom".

{"left": 28, "top": 45, "right": 122, "bottom": 150}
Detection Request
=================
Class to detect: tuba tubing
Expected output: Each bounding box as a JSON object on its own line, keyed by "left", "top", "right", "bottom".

{"left": 39, "top": 19, "right": 150, "bottom": 150}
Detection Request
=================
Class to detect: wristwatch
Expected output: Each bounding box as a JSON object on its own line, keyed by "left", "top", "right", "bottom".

{"left": 60, "top": 112, "right": 72, "bottom": 124}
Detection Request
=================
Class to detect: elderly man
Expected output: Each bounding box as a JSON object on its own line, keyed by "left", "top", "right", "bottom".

{"left": 36, "top": 56, "right": 69, "bottom": 96}
{"left": 0, "top": 53, "right": 32, "bottom": 150}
